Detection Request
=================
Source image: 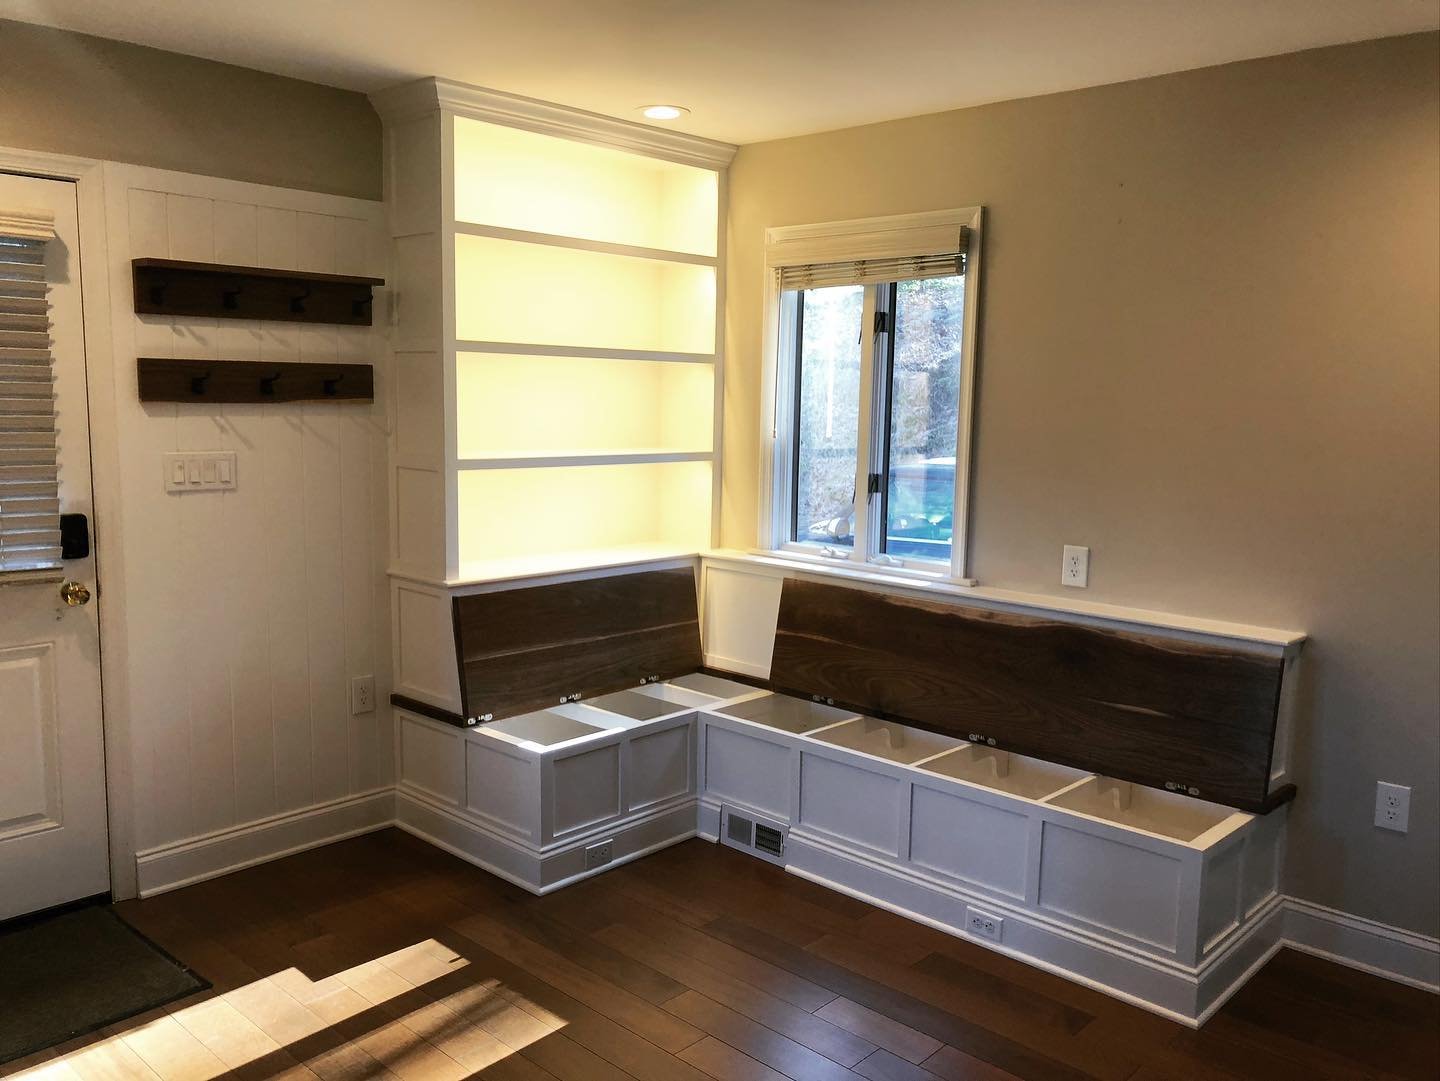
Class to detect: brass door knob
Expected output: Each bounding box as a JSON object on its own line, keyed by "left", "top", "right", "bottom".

{"left": 60, "top": 581, "right": 92, "bottom": 607}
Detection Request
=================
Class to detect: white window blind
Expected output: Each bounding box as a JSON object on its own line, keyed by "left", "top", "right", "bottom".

{"left": 776, "top": 248, "right": 966, "bottom": 291}
{"left": 768, "top": 212, "right": 970, "bottom": 291}
{"left": 0, "top": 208, "right": 60, "bottom": 575}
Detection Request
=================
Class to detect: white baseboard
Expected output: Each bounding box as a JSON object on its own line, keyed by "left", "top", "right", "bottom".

{"left": 1282, "top": 896, "right": 1440, "bottom": 993}
{"left": 129, "top": 787, "right": 1439, "bottom": 1011}
{"left": 394, "top": 785, "right": 697, "bottom": 894}
{"left": 134, "top": 788, "right": 395, "bottom": 897}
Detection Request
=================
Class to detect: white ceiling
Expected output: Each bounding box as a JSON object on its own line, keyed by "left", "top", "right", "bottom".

{"left": 3, "top": 0, "right": 1436, "bottom": 144}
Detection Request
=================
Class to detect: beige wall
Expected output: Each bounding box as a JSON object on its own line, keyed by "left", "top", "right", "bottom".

{"left": 723, "top": 33, "right": 1440, "bottom": 936}
{"left": 0, "top": 20, "right": 379, "bottom": 199}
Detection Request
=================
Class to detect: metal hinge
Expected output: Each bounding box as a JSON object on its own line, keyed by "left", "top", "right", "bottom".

{"left": 1164, "top": 781, "right": 1202, "bottom": 797}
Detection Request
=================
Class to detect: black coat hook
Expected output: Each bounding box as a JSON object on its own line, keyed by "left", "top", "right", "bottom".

{"left": 149, "top": 280, "right": 168, "bottom": 307}
{"left": 322, "top": 373, "right": 345, "bottom": 398}
{"left": 222, "top": 283, "right": 242, "bottom": 311}
{"left": 190, "top": 371, "right": 211, "bottom": 396}
{"left": 259, "top": 371, "right": 282, "bottom": 397}
{"left": 289, "top": 287, "right": 310, "bottom": 315}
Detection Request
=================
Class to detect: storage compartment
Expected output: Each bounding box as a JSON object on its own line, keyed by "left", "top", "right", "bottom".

{"left": 921, "top": 745, "right": 1090, "bottom": 801}
{"left": 1045, "top": 776, "right": 1244, "bottom": 844}
{"left": 482, "top": 709, "right": 606, "bottom": 747}
{"left": 668, "top": 672, "right": 755, "bottom": 698}
{"left": 714, "top": 693, "right": 858, "bottom": 734}
{"left": 585, "top": 689, "right": 687, "bottom": 722}
{"left": 453, "top": 116, "right": 719, "bottom": 256}
{"left": 811, "top": 717, "right": 963, "bottom": 764}
{"left": 637, "top": 682, "right": 727, "bottom": 708}
{"left": 455, "top": 234, "right": 716, "bottom": 355}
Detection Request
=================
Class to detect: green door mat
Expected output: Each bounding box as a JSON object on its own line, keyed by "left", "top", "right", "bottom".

{"left": 0, "top": 905, "right": 208, "bottom": 1064}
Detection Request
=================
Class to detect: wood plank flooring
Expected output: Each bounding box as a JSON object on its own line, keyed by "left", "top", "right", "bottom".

{"left": 4, "top": 830, "right": 1435, "bottom": 1081}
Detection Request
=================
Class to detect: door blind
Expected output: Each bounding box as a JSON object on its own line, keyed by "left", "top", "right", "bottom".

{"left": 0, "top": 209, "right": 60, "bottom": 575}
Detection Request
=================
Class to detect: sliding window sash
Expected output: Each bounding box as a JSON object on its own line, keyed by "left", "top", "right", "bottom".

{"left": 0, "top": 211, "right": 61, "bottom": 575}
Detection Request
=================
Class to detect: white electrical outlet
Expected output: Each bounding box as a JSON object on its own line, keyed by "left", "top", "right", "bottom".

{"left": 585, "top": 838, "right": 614, "bottom": 869}
{"left": 1375, "top": 782, "right": 1410, "bottom": 833}
{"left": 1061, "top": 545, "right": 1090, "bottom": 588}
{"left": 350, "top": 675, "right": 375, "bottom": 716}
{"left": 965, "top": 905, "right": 1003, "bottom": 942}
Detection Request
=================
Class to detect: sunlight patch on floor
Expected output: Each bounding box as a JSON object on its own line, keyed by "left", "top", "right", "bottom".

{"left": 6, "top": 938, "right": 564, "bottom": 1080}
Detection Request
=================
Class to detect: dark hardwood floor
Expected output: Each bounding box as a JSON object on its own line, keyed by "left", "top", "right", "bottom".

{"left": 6, "top": 830, "right": 1436, "bottom": 1080}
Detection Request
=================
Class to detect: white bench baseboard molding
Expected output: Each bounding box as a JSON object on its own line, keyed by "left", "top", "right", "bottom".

{"left": 394, "top": 784, "right": 698, "bottom": 895}
{"left": 1283, "top": 896, "right": 1440, "bottom": 993}
{"left": 778, "top": 823, "right": 1290, "bottom": 1027}
{"left": 133, "top": 788, "right": 396, "bottom": 897}
{"left": 129, "top": 783, "right": 1438, "bottom": 1020}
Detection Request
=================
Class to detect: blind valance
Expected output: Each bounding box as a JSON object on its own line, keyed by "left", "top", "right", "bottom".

{"left": 0, "top": 212, "right": 60, "bottom": 574}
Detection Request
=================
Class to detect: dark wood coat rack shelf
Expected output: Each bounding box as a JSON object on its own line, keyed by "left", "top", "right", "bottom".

{"left": 132, "top": 258, "right": 384, "bottom": 325}
{"left": 138, "top": 358, "right": 375, "bottom": 404}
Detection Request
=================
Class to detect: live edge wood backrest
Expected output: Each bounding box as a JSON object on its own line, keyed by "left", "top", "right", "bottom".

{"left": 452, "top": 567, "right": 702, "bottom": 722}
{"left": 770, "top": 579, "right": 1289, "bottom": 812}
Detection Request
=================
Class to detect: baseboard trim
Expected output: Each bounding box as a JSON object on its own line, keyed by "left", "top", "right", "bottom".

{"left": 1282, "top": 897, "right": 1440, "bottom": 993}
{"left": 134, "top": 789, "right": 395, "bottom": 898}
{"left": 394, "top": 786, "right": 697, "bottom": 894}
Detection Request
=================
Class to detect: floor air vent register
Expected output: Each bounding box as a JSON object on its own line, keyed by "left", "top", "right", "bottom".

{"left": 722, "top": 806, "right": 787, "bottom": 863}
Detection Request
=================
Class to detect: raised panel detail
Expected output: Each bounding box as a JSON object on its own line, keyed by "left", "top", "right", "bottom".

{"left": 799, "top": 753, "right": 901, "bottom": 857}
{"left": 1038, "top": 821, "right": 1182, "bottom": 950}
{"left": 397, "top": 585, "right": 456, "bottom": 705}
{"left": 704, "top": 725, "right": 791, "bottom": 819}
{"left": 627, "top": 723, "right": 692, "bottom": 811}
{"left": 909, "top": 783, "right": 1028, "bottom": 899}
{"left": 552, "top": 744, "right": 621, "bottom": 836}
{"left": 465, "top": 739, "right": 533, "bottom": 838}
{"left": 0, "top": 643, "right": 60, "bottom": 839}
{"left": 399, "top": 715, "right": 463, "bottom": 804}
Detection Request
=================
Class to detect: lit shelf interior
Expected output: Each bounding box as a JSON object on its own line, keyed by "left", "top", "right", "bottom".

{"left": 453, "top": 116, "right": 718, "bottom": 256}
{"left": 457, "top": 459, "right": 713, "bottom": 566}
{"left": 456, "top": 351, "right": 714, "bottom": 459}
{"left": 455, "top": 234, "right": 716, "bottom": 354}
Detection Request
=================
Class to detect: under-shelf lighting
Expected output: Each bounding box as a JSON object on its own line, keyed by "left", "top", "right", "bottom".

{"left": 640, "top": 105, "right": 689, "bottom": 121}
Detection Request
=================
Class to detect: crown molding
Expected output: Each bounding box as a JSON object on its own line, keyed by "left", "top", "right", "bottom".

{"left": 370, "top": 77, "right": 736, "bottom": 171}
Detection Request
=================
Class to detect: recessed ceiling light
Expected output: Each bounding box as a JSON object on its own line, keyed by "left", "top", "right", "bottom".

{"left": 640, "top": 105, "right": 689, "bottom": 121}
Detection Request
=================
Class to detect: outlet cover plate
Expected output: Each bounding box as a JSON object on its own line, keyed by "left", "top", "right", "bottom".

{"left": 350, "top": 675, "right": 375, "bottom": 715}
{"left": 965, "top": 905, "right": 1004, "bottom": 942}
{"left": 1061, "top": 545, "right": 1089, "bottom": 588}
{"left": 1375, "top": 782, "right": 1410, "bottom": 833}
{"left": 585, "top": 838, "right": 614, "bottom": 870}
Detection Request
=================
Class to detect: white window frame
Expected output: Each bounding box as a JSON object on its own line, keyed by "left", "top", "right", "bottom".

{"left": 757, "top": 207, "right": 984, "bottom": 584}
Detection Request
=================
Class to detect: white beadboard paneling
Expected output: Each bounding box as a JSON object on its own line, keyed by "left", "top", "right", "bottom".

{"left": 104, "top": 165, "right": 390, "bottom": 853}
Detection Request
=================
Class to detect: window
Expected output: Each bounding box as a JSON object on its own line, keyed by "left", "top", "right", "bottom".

{"left": 764, "top": 209, "right": 982, "bottom": 580}
{"left": 0, "top": 212, "right": 60, "bottom": 575}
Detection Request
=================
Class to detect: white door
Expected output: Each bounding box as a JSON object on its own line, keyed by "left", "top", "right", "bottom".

{"left": 0, "top": 171, "right": 108, "bottom": 920}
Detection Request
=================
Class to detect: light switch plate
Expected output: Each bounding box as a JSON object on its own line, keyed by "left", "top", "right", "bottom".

{"left": 163, "top": 452, "right": 237, "bottom": 493}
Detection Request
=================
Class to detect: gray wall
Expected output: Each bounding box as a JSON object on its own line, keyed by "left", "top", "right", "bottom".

{"left": 723, "top": 33, "right": 1440, "bottom": 936}
{"left": 0, "top": 19, "right": 379, "bottom": 199}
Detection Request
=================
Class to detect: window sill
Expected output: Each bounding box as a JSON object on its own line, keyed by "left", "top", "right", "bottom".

{"left": 704, "top": 548, "right": 1307, "bottom": 651}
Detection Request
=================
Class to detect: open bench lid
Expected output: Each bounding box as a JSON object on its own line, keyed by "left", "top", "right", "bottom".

{"left": 768, "top": 578, "right": 1291, "bottom": 812}
{"left": 452, "top": 567, "right": 702, "bottom": 723}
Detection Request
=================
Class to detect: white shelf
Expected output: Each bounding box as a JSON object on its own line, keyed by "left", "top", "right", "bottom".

{"left": 456, "top": 340, "right": 715, "bottom": 365}
{"left": 455, "top": 233, "right": 716, "bottom": 355}
{"left": 448, "top": 545, "right": 701, "bottom": 587}
{"left": 458, "top": 451, "right": 713, "bottom": 470}
{"left": 453, "top": 222, "right": 717, "bottom": 267}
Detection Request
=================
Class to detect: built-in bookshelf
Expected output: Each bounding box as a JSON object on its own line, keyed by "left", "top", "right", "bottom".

{"left": 374, "top": 79, "right": 735, "bottom": 584}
